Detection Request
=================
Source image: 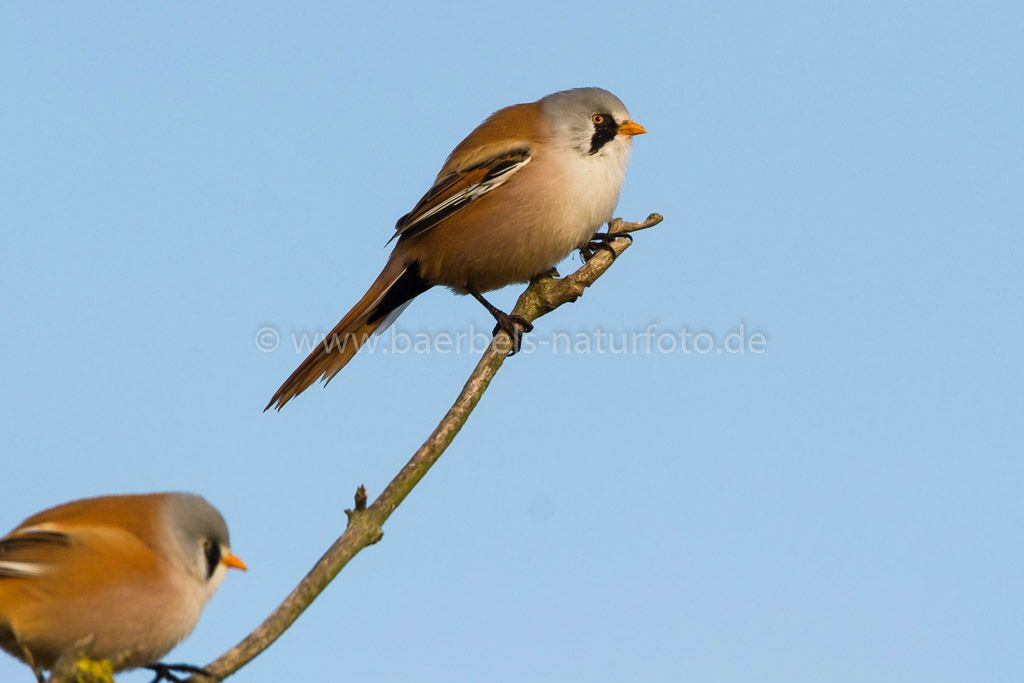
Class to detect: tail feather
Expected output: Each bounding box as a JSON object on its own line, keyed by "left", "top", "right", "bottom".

{"left": 266, "top": 259, "right": 430, "bottom": 411}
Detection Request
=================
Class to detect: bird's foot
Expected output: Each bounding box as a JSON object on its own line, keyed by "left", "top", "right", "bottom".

{"left": 145, "top": 662, "right": 214, "bottom": 683}
{"left": 465, "top": 283, "right": 533, "bottom": 355}
{"left": 580, "top": 231, "right": 633, "bottom": 262}
{"left": 20, "top": 645, "right": 45, "bottom": 683}
{"left": 491, "top": 313, "right": 534, "bottom": 355}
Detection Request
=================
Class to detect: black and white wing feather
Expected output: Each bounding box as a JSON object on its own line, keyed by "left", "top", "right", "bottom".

{"left": 389, "top": 147, "right": 531, "bottom": 244}
{"left": 0, "top": 528, "right": 71, "bottom": 578}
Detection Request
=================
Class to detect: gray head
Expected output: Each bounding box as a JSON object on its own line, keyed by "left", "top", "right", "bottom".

{"left": 162, "top": 493, "right": 243, "bottom": 589}
{"left": 539, "top": 87, "right": 646, "bottom": 157}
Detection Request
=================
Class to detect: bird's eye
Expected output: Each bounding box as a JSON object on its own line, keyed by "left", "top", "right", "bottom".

{"left": 202, "top": 538, "right": 221, "bottom": 579}
{"left": 591, "top": 114, "right": 605, "bottom": 125}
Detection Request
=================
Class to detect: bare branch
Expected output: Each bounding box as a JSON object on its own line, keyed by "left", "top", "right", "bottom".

{"left": 182, "top": 213, "right": 664, "bottom": 681}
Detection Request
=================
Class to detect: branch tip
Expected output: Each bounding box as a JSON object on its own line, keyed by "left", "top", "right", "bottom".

{"left": 609, "top": 212, "right": 664, "bottom": 235}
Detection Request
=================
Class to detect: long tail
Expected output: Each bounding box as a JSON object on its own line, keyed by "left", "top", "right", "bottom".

{"left": 265, "top": 259, "right": 431, "bottom": 411}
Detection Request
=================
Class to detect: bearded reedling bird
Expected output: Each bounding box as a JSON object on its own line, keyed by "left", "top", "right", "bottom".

{"left": 266, "top": 87, "right": 646, "bottom": 411}
{"left": 0, "top": 493, "right": 246, "bottom": 682}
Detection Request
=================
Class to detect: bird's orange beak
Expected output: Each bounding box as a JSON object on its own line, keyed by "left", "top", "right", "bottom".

{"left": 617, "top": 120, "right": 647, "bottom": 136}
{"left": 222, "top": 552, "right": 248, "bottom": 571}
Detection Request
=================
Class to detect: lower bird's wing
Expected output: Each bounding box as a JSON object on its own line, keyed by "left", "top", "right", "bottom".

{"left": 0, "top": 529, "right": 72, "bottom": 578}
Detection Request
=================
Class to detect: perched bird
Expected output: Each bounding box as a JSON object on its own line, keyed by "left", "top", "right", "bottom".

{"left": 0, "top": 493, "right": 245, "bottom": 681}
{"left": 267, "top": 86, "right": 646, "bottom": 410}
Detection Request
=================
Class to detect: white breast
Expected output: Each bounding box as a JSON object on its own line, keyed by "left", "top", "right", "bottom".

{"left": 551, "top": 137, "right": 632, "bottom": 248}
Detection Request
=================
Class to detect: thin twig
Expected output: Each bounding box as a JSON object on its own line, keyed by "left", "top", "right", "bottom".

{"left": 180, "top": 212, "right": 664, "bottom": 681}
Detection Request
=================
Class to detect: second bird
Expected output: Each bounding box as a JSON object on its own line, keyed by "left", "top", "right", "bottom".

{"left": 267, "top": 87, "right": 646, "bottom": 410}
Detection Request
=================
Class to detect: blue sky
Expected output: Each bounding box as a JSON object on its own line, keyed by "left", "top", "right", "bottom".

{"left": 1, "top": 2, "right": 1021, "bottom": 682}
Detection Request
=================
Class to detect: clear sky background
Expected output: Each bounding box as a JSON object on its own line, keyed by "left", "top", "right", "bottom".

{"left": 1, "top": 3, "right": 1021, "bottom": 682}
